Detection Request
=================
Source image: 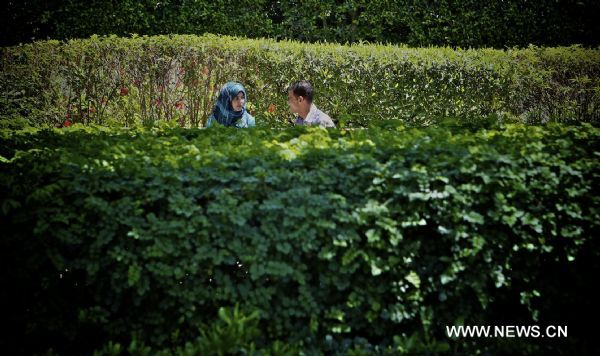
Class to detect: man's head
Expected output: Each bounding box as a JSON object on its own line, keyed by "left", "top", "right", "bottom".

{"left": 287, "top": 80, "right": 313, "bottom": 114}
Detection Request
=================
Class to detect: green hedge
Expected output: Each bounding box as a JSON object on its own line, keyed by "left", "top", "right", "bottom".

{"left": 2, "top": 1, "right": 599, "bottom": 48}
{"left": 1, "top": 35, "right": 599, "bottom": 129}
{"left": 1, "top": 123, "right": 598, "bottom": 354}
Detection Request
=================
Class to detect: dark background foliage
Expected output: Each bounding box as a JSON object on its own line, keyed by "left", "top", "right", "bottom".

{"left": 2, "top": 0, "right": 599, "bottom": 48}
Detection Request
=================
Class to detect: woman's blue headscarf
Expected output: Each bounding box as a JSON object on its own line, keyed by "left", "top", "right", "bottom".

{"left": 208, "top": 81, "right": 254, "bottom": 127}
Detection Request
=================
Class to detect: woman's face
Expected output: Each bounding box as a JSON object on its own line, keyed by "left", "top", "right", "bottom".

{"left": 231, "top": 92, "right": 245, "bottom": 112}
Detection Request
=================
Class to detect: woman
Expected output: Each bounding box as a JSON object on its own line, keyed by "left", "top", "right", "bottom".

{"left": 206, "top": 81, "right": 256, "bottom": 128}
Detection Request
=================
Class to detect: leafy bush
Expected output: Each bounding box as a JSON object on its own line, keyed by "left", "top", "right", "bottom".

{"left": 1, "top": 123, "right": 598, "bottom": 354}
{"left": 93, "top": 305, "right": 300, "bottom": 356}
{"left": 1, "top": 35, "right": 599, "bottom": 128}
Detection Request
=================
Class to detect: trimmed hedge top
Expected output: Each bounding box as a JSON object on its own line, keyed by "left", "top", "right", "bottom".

{"left": 1, "top": 35, "right": 599, "bottom": 129}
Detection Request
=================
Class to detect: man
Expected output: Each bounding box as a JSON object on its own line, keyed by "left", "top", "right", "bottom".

{"left": 287, "top": 80, "right": 335, "bottom": 128}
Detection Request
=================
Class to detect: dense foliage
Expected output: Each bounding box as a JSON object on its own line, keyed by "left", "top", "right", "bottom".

{"left": 2, "top": 0, "right": 599, "bottom": 48}
{"left": 2, "top": 35, "right": 599, "bottom": 129}
{"left": 1, "top": 123, "right": 598, "bottom": 354}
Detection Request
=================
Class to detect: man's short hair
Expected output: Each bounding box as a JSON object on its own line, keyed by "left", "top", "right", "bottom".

{"left": 287, "top": 80, "right": 313, "bottom": 102}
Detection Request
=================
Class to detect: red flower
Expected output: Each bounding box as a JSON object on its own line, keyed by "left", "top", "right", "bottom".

{"left": 268, "top": 104, "right": 276, "bottom": 113}
{"left": 120, "top": 87, "right": 129, "bottom": 96}
{"left": 175, "top": 100, "right": 185, "bottom": 110}
{"left": 63, "top": 120, "right": 72, "bottom": 127}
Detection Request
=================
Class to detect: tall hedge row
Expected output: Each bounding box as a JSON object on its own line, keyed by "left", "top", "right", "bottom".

{"left": 2, "top": 0, "right": 599, "bottom": 48}
{"left": 1, "top": 35, "right": 599, "bottom": 129}
{"left": 1, "top": 124, "right": 598, "bottom": 354}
